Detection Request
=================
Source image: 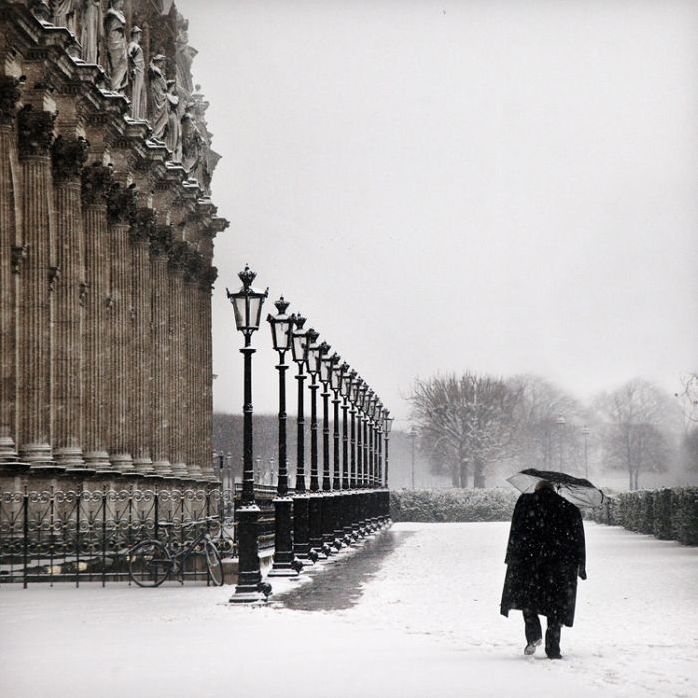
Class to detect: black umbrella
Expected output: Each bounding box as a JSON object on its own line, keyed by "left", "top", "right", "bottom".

{"left": 506, "top": 468, "right": 604, "bottom": 508}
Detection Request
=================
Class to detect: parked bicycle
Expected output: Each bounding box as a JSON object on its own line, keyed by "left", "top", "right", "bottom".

{"left": 128, "top": 517, "right": 224, "bottom": 587}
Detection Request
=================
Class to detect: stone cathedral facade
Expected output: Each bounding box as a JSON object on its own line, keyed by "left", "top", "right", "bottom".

{"left": 0, "top": 0, "right": 228, "bottom": 487}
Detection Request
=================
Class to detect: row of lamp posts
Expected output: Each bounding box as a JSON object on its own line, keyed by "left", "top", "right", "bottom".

{"left": 227, "top": 266, "right": 393, "bottom": 603}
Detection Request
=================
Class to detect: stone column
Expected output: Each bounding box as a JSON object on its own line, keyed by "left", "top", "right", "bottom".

{"left": 105, "top": 183, "right": 137, "bottom": 474}
{"left": 16, "top": 105, "right": 57, "bottom": 468}
{"left": 130, "top": 208, "right": 156, "bottom": 475}
{"left": 149, "top": 225, "right": 173, "bottom": 476}
{"left": 167, "top": 241, "right": 188, "bottom": 477}
{"left": 182, "top": 248, "right": 202, "bottom": 478}
{"left": 0, "top": 78, "right": 21, "bottom": 463}
{"left": 81, "top": 163, "right": 113, "bottom": 472}
{"left": 199, "top": 265, "right": 217, "bottom": 478}
{"left": 50, "top": 136, "right": 89, "bottom": 470}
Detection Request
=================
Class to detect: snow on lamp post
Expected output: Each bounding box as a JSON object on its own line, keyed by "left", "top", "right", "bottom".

{"left": 226, "top": 265, "right": 270, "bottom": 603}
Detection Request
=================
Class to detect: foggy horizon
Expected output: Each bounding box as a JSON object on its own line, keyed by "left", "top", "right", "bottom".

{"left": 180, "top": 0, "right": 698, "bottom": 421}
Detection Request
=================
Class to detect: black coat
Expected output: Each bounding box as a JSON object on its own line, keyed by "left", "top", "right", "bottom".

{"left": 500, "top": 489, "right": 586, "bottom": 627}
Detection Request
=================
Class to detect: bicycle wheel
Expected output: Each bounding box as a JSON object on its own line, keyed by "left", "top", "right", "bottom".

{"left": 204, "top": 539, "right": 224, "bottom": 586}
{"left": 129, "top": 540, "right": 171, "bottom": 587}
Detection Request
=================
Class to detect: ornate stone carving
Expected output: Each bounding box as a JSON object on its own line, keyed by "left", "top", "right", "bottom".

{"left": 130, "top": 207, "right": 156, "bottom": 243}
{"left": 17, "top": 105, "right": 56, "bottom": 159}
{"left": 48, "top": 266, "right": 61, "bottom": 292}
{"left": 165, "top": 80, "right": 182, "bottom": 161}
{"left": 53, "top": 0, "right": 78, "bottom": 35}
{"left": 81, "top": 162, "right": 114, "bottom": 206}
{"left": 128, "top": 27, "right": 146, "bottom": 119}
{"left": 149, "top": 225, "right": 173, "bottom": 257}
{"left": 0, "top": 76, "right": 24, "bottom": 125}
{"left": 11, "top": 244, "right": 29, "bottom": 274}
{"left": 106, "top": 182, "right": 138, "bottom": 225}
{"left": 51, "top": 136, "right": 90, "bottom": 182}
{"left": 105, "top": 0, "right": 128, "bottom": 92}
{"left": 81, "top": 0, "right": 102, "bottom": 64}
{"left": 167, "top": 239, "right": 189, "bottom": 271}
{"left": 149, "top": 55, "right": 168, "bottom": 140}
{"left": 200, "top": 265, "right": 218, "bottom": 293}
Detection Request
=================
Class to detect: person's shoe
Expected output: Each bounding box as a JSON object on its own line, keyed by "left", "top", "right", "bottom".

{"left": 546, "top": 652, "right": 562, "bottom": 660}
{"left": 524, "top": 639, "right": 542, "bottom": 655}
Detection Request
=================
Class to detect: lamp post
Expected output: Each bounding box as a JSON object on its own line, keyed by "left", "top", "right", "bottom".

{"left": 267, "top": 297, "right": 301, "bottom": 577}
{"left": 290, "top": 315, "right": 316, "bottom": 564}
{"left": 374, "top": 402, "right": 385, "bottom": 527}
{"left": 409, "top": 426, "right": 417, "bottom": 489}
{"left": 340, "top": 365, "right": 354, "bottom": 543}
{"left": 329, "top": 357, "right": 346, "bottom": 546}
{"left": 357, "top": 381, "right": 370, "bottom": 536}
{"left": 556, "top": 415, "right": 566, "bottom": 471}
{"left": 348, "top": 372, "right": 361, "bottom": 538}
{"left": 384, "top": 411, "right": 393, "bottom": 524}
{"left": 320, "top": 349, "right": 342, "bottom": 551}
{"left": 226, "top": 265, "right": 270, "bottom": 603}
{"left": 581, "top": 426, "right": 590, "bottom": 480}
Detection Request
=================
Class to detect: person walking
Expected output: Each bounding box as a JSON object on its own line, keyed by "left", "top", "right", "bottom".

{"left": 500, "top": 480, "right": 586, "bottom": 659}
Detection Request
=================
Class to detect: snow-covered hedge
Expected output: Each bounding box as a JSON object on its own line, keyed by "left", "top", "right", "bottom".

{"left": 390, "top": 488, "right": 518, "bottom": 522}
{"left": 592, "top": 487, "right": 698, "bottom": 546}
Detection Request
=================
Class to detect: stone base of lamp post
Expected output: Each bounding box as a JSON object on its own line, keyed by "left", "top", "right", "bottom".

{"left": 321, "top": 492, "right": 340, "bottom": 552}
{"left": 268, "top": 496, "right": 302, "bottom": 577}
{"left": 308, "top": 493, "right": 328, "bottom": 558}
{"left": 229, "top": 504, "right": 271, "bottom": 603}
{"left": 332, "top": 493, "right": 346, "bottom": 548}
{"left": 292, "top": 494, "right": 317, "bottom": 565}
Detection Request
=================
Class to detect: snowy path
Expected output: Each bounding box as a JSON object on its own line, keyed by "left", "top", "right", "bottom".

{"left": 1, "top": 522, "right": 696, "bottom": 698}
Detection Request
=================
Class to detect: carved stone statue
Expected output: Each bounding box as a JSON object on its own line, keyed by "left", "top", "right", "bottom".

{"left": 181, "top": 103, "right": 203, "bottom": 174}
{"left": 174, "top": 15, "right": 196, "bottom": 98}
{"left": 128, "top": 27, "right": 146, "bottom": 119}
{"left": 148, "top": 54, "right": 168, "bottom": 140}
{"left": 53, "top": 0, "right": 77, "bottom": 35}
{"left": 165, "top": 80, "right": 182, "bottom": 162}
{"left": 80, "top": 0, "right": 101, "bottom": 64}
{"left": 104, "top": 0, "right": 128, "bottom": 91}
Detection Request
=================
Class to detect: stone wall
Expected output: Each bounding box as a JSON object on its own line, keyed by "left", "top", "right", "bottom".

{"left": 0, "top": 1, "right": 228, "bottom": 489}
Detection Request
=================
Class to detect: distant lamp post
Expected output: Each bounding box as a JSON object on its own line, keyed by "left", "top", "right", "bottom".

{"left": 226, "top": 265, "right": 270, "bottom": 603}
{"left": 384, "top": 411, "right": 393, "bottom": 523}
{"left": 320, "top": 349, "right": 342, "bottom": 550}
{"left": 409, "top": 425, "right": 417, "bottom": 490}
{"left": 581, "top": 426, "right": 590, "bottom": 480}
{"left": 555, "top": 416, "right": 566, "bottom": 471}
{"left": 267, "top": 297, "right": 300, "bottom": 577}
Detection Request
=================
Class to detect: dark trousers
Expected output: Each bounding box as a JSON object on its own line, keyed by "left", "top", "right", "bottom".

{"left": 523, "top": 609, "right": 562, "bottom": 656}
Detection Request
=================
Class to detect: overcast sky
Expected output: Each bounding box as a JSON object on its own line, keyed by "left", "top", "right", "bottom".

{"left": 179, "top": 0, "right": 698, "bottom": 423}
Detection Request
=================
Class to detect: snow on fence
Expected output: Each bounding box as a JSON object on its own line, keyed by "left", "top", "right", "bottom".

{"left": 591, "top": 487, "right": 698, "bottom": 546}
{"left": 390, "top": 487, "right": 518, "bottom": 522}
{"left": 0, "top": 485, "right": 277, "bottom": 586}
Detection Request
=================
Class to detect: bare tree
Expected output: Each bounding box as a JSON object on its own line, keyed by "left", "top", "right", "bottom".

{"left": 409, "top": 372, "right": 521, "bottom": 488}
{"left": 594, "top": 379, "right": 680, "bottom": 490}
{"left": 507, "top": 374, "right": 588, "bottom": 473}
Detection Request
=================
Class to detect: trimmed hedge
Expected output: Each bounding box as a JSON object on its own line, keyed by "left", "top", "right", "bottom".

{"left": 390, "top": 488, "right": 518, "bottom": 523}
{"left": 591, "top": 487, "right": 698, "bottom": 546}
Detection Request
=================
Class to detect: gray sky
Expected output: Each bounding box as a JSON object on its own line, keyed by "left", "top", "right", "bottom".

{"left": 180, "top": 0, "right": 698, "bottom": 422}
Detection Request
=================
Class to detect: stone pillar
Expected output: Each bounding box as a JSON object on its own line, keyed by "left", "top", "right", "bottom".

{"left": 167, "top": 241, "right": 188, "bottom": 477}
{"left": 105, "top": 183, "right": 137, "bottom": 474}
{"left": 130, "top": 208, "right": 155, "bottom": 475}
{"left": 199, "top": 265, "right": 217, "bottom": 478}
{"left": 51, "top": 136, "right": 89, "bottom": 470}
{"left": 16, "top": 105, "right": 57, "bottom": 468}
{"left": 81, "top": 163, "right": 113, "bottom": 472}
{"left": 149, "top": 225, "right": 173, "bottom": 476}
{"left": 0, "top": 78, "right": 21, "bottom": 463}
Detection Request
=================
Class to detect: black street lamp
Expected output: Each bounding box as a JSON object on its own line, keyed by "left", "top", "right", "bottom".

{"left": 267, "top": 297, "right": 302, "bottom": 578}
{"left": 306, "top": 329, "right": 328, "bottom": 558}
{"left": 318, "top": 345, "right": 340, "bottom": 552}
{"left": 327, "top": 353, "right": 345, "bottom": 547}
{"left": 384, "top": 411, "right": 393, "bottom": 524}
{"left": 348, "top": 372, "right": 361, "bottom": 538}
{"left": 339, "top": 364, "right": 354, "bottom": 543}
{"left": 290, "top": 315, "right": 316, "bottom": 564}
{"left": 226, "top": 265, "right": 271, "bottom": 603}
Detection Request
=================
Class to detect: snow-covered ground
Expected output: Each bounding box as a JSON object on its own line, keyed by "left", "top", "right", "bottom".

{"left": 1, "top": 522, "right": 696, "bottom": 698}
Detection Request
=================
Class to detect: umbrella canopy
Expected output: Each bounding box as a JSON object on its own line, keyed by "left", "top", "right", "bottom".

{"left": 506, "top": 468, "right": 604, "bottom": 509}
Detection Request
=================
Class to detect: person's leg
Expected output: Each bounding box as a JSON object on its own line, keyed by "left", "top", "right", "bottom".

{"left": 522, "top": 609, "right": 542, "bottom": 654}
{"left": 545, "top": 617, "right": 562, "bottom": 659}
